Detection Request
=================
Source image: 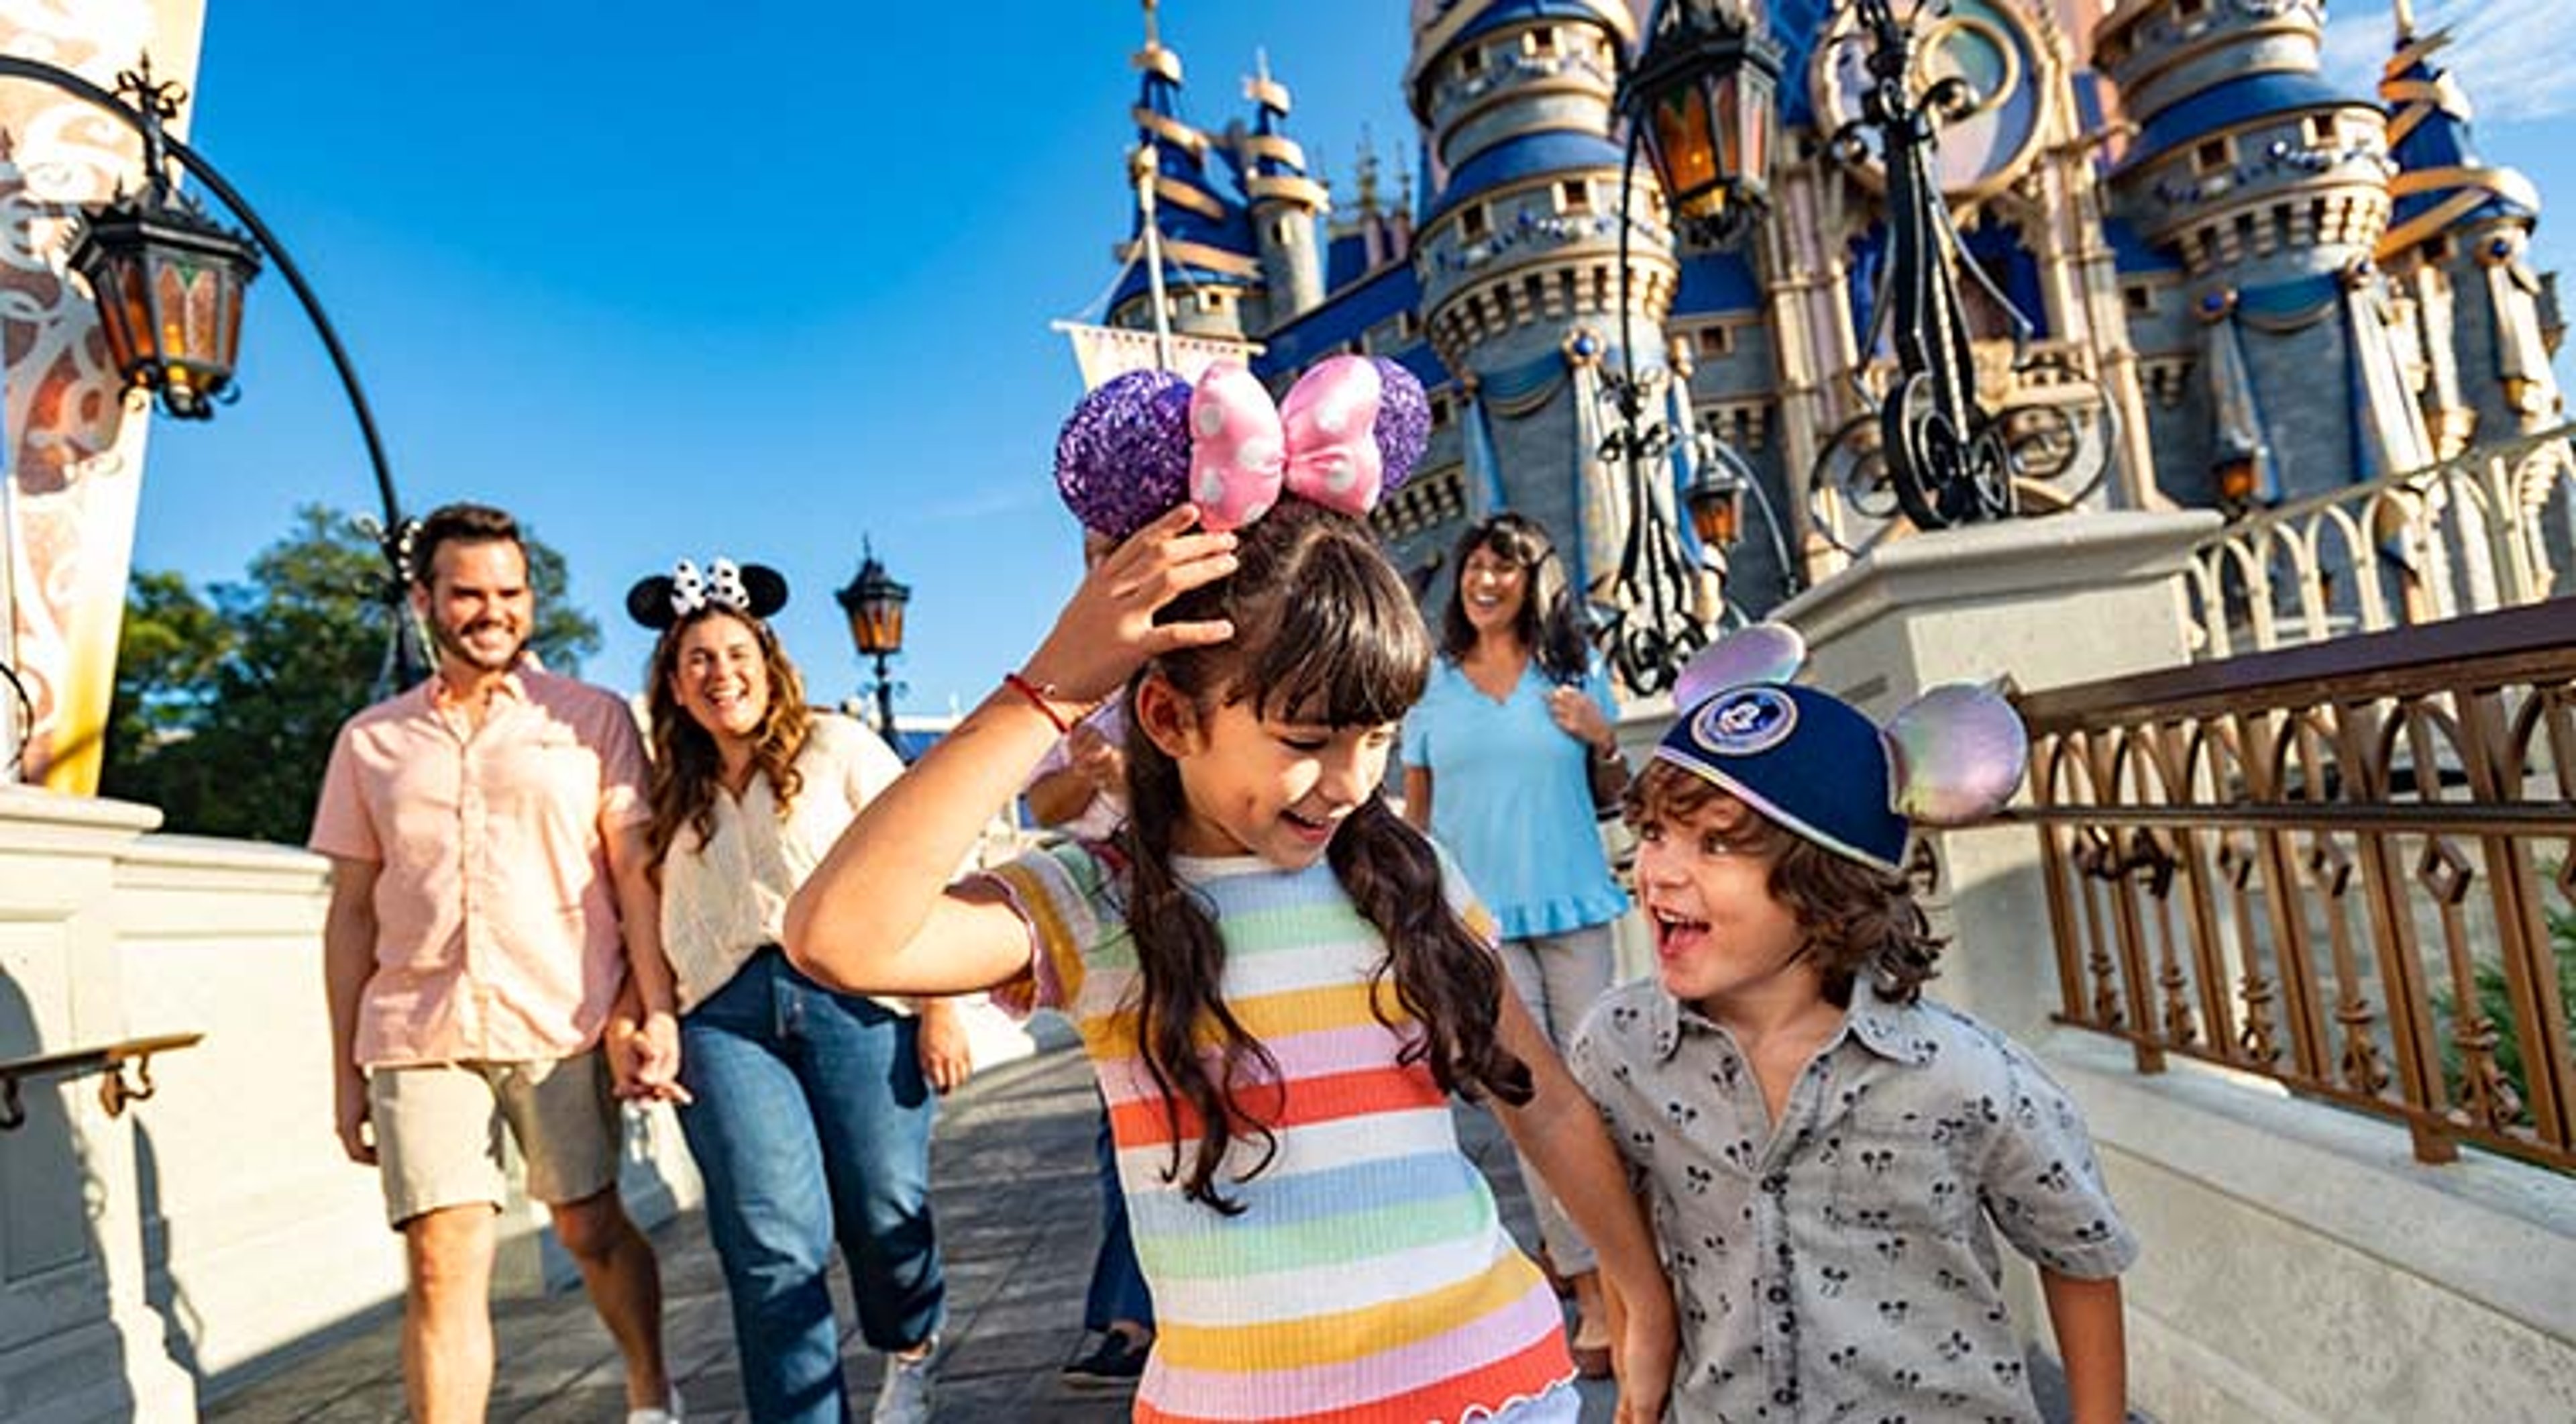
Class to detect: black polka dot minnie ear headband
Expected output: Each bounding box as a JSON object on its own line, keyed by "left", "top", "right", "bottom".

{"left": 625, "top": 557, "right": 790, "bottom": 631}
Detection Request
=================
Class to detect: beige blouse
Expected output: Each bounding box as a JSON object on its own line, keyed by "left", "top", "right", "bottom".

{"left": 659, "top": 713, "right": 907, "bottom": 1014}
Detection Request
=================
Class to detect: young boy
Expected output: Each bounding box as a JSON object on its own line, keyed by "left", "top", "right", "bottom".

{"left": 1568, "top": 674, "right": 2136, "bottom": 1423}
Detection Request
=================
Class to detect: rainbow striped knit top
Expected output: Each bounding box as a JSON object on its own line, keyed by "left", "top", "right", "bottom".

{"left": 985, "top": 840, "right": 1574, "bottom": 1423}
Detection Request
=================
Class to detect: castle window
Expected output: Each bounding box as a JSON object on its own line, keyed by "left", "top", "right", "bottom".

{"left": 2176, "top": 0, "right": 2209, "bottom": 17}
{"left": 1400, "top": 311, "right": 1423, "bottom": 338}
{"left": 2300, "top": 114, "right": 2333, "bottom": 149}
{"left": 1366, "top": 314, "right": 1415, "bottom": 352}
{"left": 1695, "top": 325, "right": 1735, "bottom": 359}
{"left": 1459, "top": 44, "right": 1485, "bottom": 77}
{"left": 1460, "top": 203, "right": 1491, "bottom": 242}
{"left": 1525, "top": 26, "right": 1557, "bottom": 56}
{"left": 2193, "top": 138, "right": 2231, "bottom": 176}
{"left": 1523, "top": 272, "right": 1549, "bottom": 309}
{"left": 1195, "top": 289, "right": 1226, "bottom": 313}
{"left": 1430, "top": 394, "right": 1452, "bottom": 428}
{"left": 2124, "top": 284, "right": 2154, "bottom": 315}
{"left": 1557, "top": 179, "right": 1593, "bottom": 213}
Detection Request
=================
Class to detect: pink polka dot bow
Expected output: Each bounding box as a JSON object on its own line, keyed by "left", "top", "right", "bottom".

{"left": 1187, "top": 355, "right": 1387, "bottom": 530}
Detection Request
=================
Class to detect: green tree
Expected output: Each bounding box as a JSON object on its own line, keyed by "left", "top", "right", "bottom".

{"left": 102, "top": 505, "right": 603, "bottom": 844}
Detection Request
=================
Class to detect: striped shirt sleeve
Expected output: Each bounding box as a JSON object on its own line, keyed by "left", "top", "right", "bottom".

{"left": 977, "top": 839, "right": 1112, "bottom": 1017}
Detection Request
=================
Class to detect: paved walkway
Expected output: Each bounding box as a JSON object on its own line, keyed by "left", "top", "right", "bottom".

{"left": 209, "top": 1030, "right": 1618, "bottom": 1423}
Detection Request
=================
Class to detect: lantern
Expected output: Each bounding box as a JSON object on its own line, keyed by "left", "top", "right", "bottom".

{"left": 70, "top": 189, "right": 262, "bottom": 419}
{"left": 837, "top": 546, "right": 911, "bottom": 659}
{"left": 1625, "top": 0, "right": 1782, "bottom": 250}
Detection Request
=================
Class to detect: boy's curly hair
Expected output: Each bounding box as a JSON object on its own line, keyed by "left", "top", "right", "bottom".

{"left": 1625, "top": 759, "right": 1943, "bottom": 1004}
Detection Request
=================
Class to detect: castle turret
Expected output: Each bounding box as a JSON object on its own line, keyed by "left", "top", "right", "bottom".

{"left": 1406, "top": 0, "right": 1662, "bottom": 603}
{"left": 1234, "top": 52, "right": 1329, "bottom": 326}
{"left": 1106, "top": 1, "right": 1263, "bottom": 342}
{"left": 2096, "top": 0, "right": 2428, "bottom": 503}
{"left": 2375, "top": 3, "right": 2559, "bottom": 447}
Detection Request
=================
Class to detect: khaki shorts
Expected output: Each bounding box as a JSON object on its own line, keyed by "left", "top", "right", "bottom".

{"left": 368, "top": 1050, "right": 620, "bottom": 1229}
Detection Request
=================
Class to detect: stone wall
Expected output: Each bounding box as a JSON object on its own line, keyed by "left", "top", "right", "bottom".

{"left": 0, "top": 791, "right": 705, "bottom": 1414}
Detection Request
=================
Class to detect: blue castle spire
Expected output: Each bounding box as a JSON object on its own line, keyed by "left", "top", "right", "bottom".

{"left": 2375, "top": 1, "right": 2561, "bottom": 439}
{"left": 1236, "top": 48, "right": 1330, "bottom": 324}
{"left": 1108, "top": 0, "right": 1262, "bottom": 338}
{"left": 2377, "top": 18, "right": 2540, "bottom": 256}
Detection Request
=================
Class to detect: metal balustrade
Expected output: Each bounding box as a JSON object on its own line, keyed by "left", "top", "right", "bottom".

{"left": 2184, "top": 423, "right": 2576, "bottom": 658}
{"left": 2014, "top": 602, "right": 2576, "bottom": 1171}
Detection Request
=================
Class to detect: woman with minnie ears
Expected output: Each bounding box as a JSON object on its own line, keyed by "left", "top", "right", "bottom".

{"left": 615, "top": 558, "right": 962, "bottom": 1424}
{"left": 786, "top": 357, "right": 1676, "bottom": 1423}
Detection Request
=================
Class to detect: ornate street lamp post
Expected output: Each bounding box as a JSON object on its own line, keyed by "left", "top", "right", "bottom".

{"left": 1829, "top": 0, "right": 2018, "bottom": 530}
{"left": 1596, "top": 0, "right": 1782, "bottom": 694}
{"left": 835, "top": 541, "right": 910, "bottom": 746}
{"left": 0, "top": 53, "right": 426, "bottom": 699}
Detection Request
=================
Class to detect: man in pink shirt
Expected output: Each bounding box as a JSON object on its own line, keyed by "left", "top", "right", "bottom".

{"left": 311, "top": 503, "right": 679, "bottom": 1424}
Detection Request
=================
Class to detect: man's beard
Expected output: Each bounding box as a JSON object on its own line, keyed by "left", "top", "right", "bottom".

{"left": 429, "top": 614, "right": 528, "bottom": 672}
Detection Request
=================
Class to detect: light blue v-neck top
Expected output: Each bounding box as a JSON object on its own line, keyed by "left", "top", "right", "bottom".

{"left": 1399, "top": 658, "right": 1629, "bottom": 939}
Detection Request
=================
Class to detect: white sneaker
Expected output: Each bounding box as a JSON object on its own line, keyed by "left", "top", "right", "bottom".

{"left": 625, "top": 1390, "right": 683, "bottom": 1424}
{"left": 871, "top": 1340, "right": 938, "bottom": 1424}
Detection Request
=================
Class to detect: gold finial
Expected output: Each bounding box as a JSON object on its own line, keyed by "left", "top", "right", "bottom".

{"left": 1142, "top": 0, "right": 1159, "bottom": 50}
{"left": 1244, "top": 44, "right": 1293, "bottom": 111}
{"left": 2392, "top": 0, "right": 2416, "bottom": 41}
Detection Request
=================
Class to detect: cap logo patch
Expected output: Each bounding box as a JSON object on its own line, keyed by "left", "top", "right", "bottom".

{"left": 1692, "top": 686, "right": 1797, "bottom": 757}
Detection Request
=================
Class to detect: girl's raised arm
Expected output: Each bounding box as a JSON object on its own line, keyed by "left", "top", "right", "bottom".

{"left": 784, "top": 506, "right": 1237, "bottom": 997}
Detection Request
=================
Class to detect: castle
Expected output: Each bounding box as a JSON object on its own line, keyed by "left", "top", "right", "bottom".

{"left": 1083, "top": 0, "right": 2562, "bottom": 626}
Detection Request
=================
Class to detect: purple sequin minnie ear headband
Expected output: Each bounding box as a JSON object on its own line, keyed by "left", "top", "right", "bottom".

{"left": 1053, "top": 354, "right": 1432, "bottom": 540}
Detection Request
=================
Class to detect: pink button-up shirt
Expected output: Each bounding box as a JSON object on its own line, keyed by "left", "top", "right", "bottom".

{"left": 310, "top": 668, "right": 649, "bottom": 1068}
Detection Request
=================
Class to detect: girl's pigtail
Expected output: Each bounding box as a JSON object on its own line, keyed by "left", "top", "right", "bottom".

{"left": 1332, "top": 801, "right": 1535, "bottom": 1108}
{"left": 1118, "top": 705, "right": 1283, "bottom": 1213}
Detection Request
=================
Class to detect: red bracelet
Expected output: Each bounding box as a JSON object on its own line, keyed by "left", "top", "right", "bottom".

{"left": 1002, "top": 671, "right": 1077, "bottom": 735}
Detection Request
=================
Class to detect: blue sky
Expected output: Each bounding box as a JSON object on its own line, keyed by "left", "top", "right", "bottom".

{"left": 136, "top": 1, "right": 2576, "bottom": 717}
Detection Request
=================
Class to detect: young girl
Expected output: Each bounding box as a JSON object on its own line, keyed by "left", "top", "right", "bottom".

{"left": 786, "top": 352, "right": 1673, "bottom": 1424}
{"left": 1400, "top": 511, "right": 1631, "bottom": 1374}
{"left": 621, "top": 560, "right": 962, "bottom": 1424}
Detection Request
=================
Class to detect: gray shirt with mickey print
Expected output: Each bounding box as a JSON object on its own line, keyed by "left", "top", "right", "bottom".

{"left": 1568, "top": 982, "right": 2138, "bottom": 1424}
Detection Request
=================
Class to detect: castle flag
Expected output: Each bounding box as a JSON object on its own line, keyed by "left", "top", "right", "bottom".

{"left": 1052, "top": 321, "right": 1265, "bottom": 391}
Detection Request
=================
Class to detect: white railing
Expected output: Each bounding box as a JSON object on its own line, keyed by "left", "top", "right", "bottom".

{"left": 2184, "top": 423, "right": 2576, "bottom": 657}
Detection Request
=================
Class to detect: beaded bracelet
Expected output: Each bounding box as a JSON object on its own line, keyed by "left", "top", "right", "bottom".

{"left": 1001, "top": 671, "right": 1077, "bottom": 735}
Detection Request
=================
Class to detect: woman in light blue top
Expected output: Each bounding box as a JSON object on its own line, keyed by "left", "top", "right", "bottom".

{"left": 1398, "top": 511, "right": 1629, "bottom": 1376}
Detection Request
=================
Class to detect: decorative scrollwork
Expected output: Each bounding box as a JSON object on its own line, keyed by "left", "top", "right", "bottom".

{"left": 1823, "top": 0, "right": 2022, "bottom": 533}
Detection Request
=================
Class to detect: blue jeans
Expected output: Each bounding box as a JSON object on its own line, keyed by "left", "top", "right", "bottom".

{"left": 678, "top": 948, "right": 945, "bottom": 1424}
{"left": 1083, "top": 1099, "right": 1152, "bottom": 1332}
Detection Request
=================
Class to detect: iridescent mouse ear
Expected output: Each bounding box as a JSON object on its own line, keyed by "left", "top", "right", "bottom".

{"left": 1673, "top": 622, "right": 1809, "bottom": 711}
{"left": 1883, "top": 682, "right": 2029, "bottom": 827}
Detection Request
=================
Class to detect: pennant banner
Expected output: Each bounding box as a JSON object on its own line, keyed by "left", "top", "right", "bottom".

{"left": 1052, "top": 321, "right": 1267, "bottom": 391}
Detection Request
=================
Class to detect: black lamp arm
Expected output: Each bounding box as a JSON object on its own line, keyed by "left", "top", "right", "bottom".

{"left": 0, "top": 54, "right": 423, "bottom": 685}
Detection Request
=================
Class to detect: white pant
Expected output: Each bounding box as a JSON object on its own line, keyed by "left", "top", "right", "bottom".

{"left": 1497, "top": 922, "right": 1617, "bottom": 1274}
